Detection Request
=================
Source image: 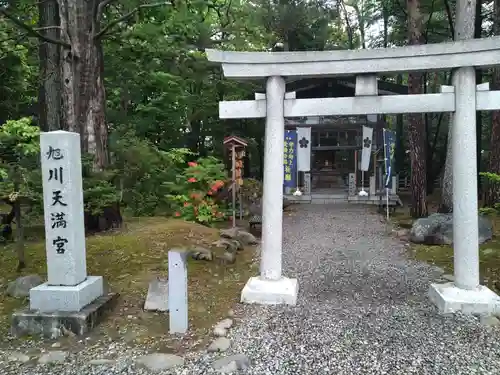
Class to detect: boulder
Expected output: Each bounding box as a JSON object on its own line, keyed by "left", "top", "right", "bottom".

{"left": 212, "top": 238, "right": 242, "bottom": 252}
{"left": 220, "top": 228, "right": 258, "bottom": 246}
{"left": 189, "top": 247, "right": 213, "bottom": 261}
{"left": 409, "top": 213, "right": 492, "bottom": 245}
{"left": 6, "top": 275, "right": 43, "bottom": 298}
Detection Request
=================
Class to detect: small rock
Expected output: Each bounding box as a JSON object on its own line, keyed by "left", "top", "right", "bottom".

{"left": 442, "top": 274, "right": 454, "bottom": 281}
{"left": 216, "top": 318, "right": 233, "bottom": 330}
{"left": 227, "top": 309, "right": 235, "bottom": 318}
{"left": 136, "top": 353, "right": 184, "bottom": 371}
{"left": 207, "top": 337, "right": 231, "bottom": 352}
{"left": 483, "top": 248, "right": 494, "bottom": 255}
{"left": 212, "top": 239, "right": 242, "bottom": 252}
{"left": 51, "top": 342, "right": 61, "bottom": 348}
{"left": 212, "top": 354, "right": 250, "bottom": 373}
{"left": 8, "top": 351, "right": 30, "bottom": 363}
{"left": 190, "top": 247, "right": 213, "bottom": 261}
{"left": 235, "top": 230, "right": 258, "bottom": 246}
{"left": 222, "top": 251, "right": 236, "bottom": 264}
{"left": 220, "top": 227, "right": 239, "bottom": 240}
{"left": 6, "top": 274, "right": 43, "bottom": 298}
{"left": 213, "top": 326, "right": 227, "bottom": 337}
{"left": 38, "top": 351, "right": 68, "bottom": 364}
{"left": 220, "top": 228, "right": 258, "bottom": 246}
{"left": 89, "top": 359, "right": 116, "bottom": 366}
{"left": 480, "top": 315, "right": 500, "bottom": 327}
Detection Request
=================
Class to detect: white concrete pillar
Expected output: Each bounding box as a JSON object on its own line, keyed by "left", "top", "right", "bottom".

{"left": 452, "top": 67, "right": 479, "bottom": 290}
{"left": 240, "top": 76, "right": 298, "bottom": 306}
{"left": 429, "top": 67, "right": 500, "bottom": 315}
{"left": 261, "top": 76, "right": 286, "bottom": 280}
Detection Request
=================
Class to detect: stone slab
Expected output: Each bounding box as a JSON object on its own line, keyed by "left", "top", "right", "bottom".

{"left": 30, "top": 276, "right": 103, "bottom": 312}
{"left": 11, "top": 292, "right": 118, "bottom": 338}
{"left": 40, "top": 131, "right": 87, "bottom": 286}
{"left": 241, "top": 276, "right": 298, "bottom": 305}
{"left": 144, "top": 277, "right": 169, "bottom": 312}
{"left": 429, "top": 282, "right": 500, "bottom": 315}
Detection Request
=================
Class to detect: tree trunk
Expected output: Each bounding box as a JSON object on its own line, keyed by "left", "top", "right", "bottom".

{"left": 485, "top": 0, "right": 500, "bottom": 206}
{"left": 13, "top": 180, "right": 25, "bottom": 271}
{"left": 439, "top": 0, "right": 477, "bottom": 212}
{"left": 475, "top": 0, "right": 483, "bottom": 193}
{"left": 55, "top": 0, "right": 120, "bottom": 230}
{"left": 38, "top": 0, "right": 62, "bottom": 131}
{"left": 58, "top": 0, "right": 109, "bottom": 169}
{"left": 407, "top": 0, "right": 428, "bottom": 218}
{"left": 382, "top": 1, "right": 389, "bottom": 48}
{"left": 439, "top": 113, "right": 454, "bottom": 212}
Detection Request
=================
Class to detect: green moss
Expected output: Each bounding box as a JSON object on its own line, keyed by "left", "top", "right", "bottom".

{"left": 0, "top": 217, "right": 256, "bottom": 348}
{"left": 393, "top": 210, "right": 500, "bottom": 293}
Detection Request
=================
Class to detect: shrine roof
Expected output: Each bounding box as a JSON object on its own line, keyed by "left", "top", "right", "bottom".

{"left": 223, "top": 135, "right": 248, "bottom": 147}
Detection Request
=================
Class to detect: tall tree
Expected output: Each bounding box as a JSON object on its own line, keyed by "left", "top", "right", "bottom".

{"left": 439, "top": 0, "right": 477, "bottom": 212}
{"left": 407, "top": 0, "right": 428, "bottom": 217}
{"left": 486, "top": 0, "right": 500, "bottom": 205}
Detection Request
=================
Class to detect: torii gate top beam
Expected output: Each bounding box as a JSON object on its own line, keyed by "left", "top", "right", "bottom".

{"left": 206, "top": 37, "right": 500, "bottom": 79}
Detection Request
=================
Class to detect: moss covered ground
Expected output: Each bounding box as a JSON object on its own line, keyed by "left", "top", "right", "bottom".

{"left": 392, "top": 193, "right": 500, "bottom": 294}
{"left": 0, "top": 217, "right": 257, "bottom": 350}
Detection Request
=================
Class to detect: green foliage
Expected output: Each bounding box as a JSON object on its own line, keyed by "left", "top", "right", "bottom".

{"left": 240, "top": 178, "right": 263, "bottom": 202}
{"left": 480, "top": 172, "right": 500, "bottom": 216}
{"left": 166, "top": 157, "right": 229, "bottom": 225}
{"left": 0, "top": 117, "right": 42, "bottom": 206}
{"left": 110, "top": 130, "right": 196, "bottom": 216}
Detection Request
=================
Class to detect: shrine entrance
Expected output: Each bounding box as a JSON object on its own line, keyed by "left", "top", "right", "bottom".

{"left": 310, "top": 127, "right": 360, "bottom": 194}
{"left": 207, "top": 37, "right": 500, "bottom": 314}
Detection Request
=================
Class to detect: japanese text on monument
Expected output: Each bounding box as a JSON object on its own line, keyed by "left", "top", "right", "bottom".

{"left": 46, "top": 145, "right": 68, "bottom": 254}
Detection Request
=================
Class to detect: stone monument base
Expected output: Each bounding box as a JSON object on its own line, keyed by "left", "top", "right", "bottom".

{"left": 30, "top": 276, "right": 104, "bottom": 312}
{"left": 241, "top": 276, "right": 298, "bottom": 305}
{"left": 11, "top": 292, "right": 118, "bottom": 338}
{"left": 429, "top": 282, "right": 500, "bottom": 315}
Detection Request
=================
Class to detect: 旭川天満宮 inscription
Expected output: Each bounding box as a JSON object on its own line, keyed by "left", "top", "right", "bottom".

{"left": 46, "top": 147, "right": 69, "bottom": 255}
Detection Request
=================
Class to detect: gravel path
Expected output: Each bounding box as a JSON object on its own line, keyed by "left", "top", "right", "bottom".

{"left": 3, "top": 204, "right": 500, "bottom": 374}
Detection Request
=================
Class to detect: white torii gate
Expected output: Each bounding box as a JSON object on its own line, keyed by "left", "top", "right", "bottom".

{"left": 207, "top": 36, "right": 500, "bottom": 314}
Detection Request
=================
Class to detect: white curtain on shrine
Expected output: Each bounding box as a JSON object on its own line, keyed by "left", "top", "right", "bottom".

{"left": 297, "top": 127, "right": 311, "bottom": 171}
{"left": 360, "top": 126, "right": 373, "bottom": 171}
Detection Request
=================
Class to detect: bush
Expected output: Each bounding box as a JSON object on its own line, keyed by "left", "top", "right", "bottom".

{"left": 111, "top": 130, "right": 194, "bottom": 216}
{"left": 166, "top": 157, "right": 229, "bottom": 225}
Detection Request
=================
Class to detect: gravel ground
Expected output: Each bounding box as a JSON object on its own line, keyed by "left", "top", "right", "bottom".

{"left": 2, "top": 204, "right": 500, "bottom": 374}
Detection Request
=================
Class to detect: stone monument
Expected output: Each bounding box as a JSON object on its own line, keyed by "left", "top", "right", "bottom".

{"left": 12, "top": 131, "right": 117, "bottom": 337}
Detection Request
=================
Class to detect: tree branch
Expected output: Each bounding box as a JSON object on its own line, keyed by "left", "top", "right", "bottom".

{"left": 0, "top": 8, "right": 70, "bottom": 47}
{"left": 443, "top": 0, "right": 455, "bottom": 39}
{"left": 95, "top": 1, "right": 170, "bottom": 39}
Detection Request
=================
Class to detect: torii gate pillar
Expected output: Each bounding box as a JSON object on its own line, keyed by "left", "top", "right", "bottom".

{"left": 240, "top": 76, "right": 298, "bottom": 305}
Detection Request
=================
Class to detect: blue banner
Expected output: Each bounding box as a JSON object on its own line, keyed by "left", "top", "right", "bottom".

{"left": 284, "top": 130, "right": 297, "bottom": 188}
{"left": 383, "top": 129, "right": 396, "bottom": 188}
